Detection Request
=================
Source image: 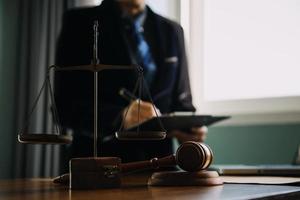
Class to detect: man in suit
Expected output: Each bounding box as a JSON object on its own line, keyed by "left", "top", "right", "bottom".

{"left": 55, "top": 0, "right": 207, "bottom": 162}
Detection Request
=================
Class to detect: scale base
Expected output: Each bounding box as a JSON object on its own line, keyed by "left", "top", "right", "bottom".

{"left": 70, "top": 157, "right": 121, "bottom": 189}
{"left": 148, "top": 170, "right": 223, "bottom": 186}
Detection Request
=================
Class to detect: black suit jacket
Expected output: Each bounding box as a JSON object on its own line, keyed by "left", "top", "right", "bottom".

{"left": 55, "top": 0, "right": 195, "bottom": 161}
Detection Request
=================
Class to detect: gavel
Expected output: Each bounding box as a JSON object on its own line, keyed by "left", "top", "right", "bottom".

{"left": 121, "top": 141, "right": 213, "bottom": 172}
{"left": 54, "top": 141, "right": 213, "bottom": 189}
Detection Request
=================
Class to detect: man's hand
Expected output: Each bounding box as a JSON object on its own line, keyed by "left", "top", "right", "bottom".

{"left": 168, "top": 126, "right": 208, "bottom": 143}
{"left": 123, "top": 100, "right": 161, "bottom": 129}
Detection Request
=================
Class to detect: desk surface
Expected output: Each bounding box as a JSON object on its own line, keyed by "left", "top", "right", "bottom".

{"left": 1, "top": 175, "right": 300, "bottom": 200}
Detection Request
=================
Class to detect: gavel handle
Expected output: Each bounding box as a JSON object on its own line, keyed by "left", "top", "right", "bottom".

{"left": 53, "top": 155, "right": 176, "bottom": 184}
{"left": 120, "top": 154, "right": 176, "bottom": 173}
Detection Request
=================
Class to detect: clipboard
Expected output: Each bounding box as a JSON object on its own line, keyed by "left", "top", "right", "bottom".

{"left": 127, "top": 114, "right": 230, "bottom": 132}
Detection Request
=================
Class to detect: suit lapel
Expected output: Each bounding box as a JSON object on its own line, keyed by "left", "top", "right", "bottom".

{"left": 144, "top": 8, "right": 166, "bottom": 99}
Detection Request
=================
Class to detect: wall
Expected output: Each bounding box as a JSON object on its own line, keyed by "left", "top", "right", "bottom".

{"left": 207, "top": 124, "right": 300, "bottom": 165}
{"left": 146, "top": 0, "right": 180, "bottom": 22}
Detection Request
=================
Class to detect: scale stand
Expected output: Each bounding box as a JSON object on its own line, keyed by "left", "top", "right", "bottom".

{"left": 92, "top": 21, "right": 99, "bottom": 157}
{"left": 68, "top": 21, "right": 167, "bottom": 189}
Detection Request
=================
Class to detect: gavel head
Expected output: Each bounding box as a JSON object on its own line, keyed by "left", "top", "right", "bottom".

{"left": 175, "top": 141, "right": 213, "bottom": 172}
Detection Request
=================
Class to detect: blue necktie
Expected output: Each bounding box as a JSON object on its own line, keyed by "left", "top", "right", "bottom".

{"left": 131, "top": 18, "right": 157, "bottom": 85}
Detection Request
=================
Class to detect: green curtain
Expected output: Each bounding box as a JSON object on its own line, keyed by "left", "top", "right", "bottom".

{"left": 0, "top": 0, "right": 19, "bottom": 179}
{"left": 0, "top": 0, "right": 70, "bottom": 179}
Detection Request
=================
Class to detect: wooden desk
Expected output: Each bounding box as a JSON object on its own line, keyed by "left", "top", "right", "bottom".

{"left": 1, "top": 175, "right": 300, "bottom": 200}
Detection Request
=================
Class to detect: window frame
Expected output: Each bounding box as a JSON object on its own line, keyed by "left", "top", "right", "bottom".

{"left": 180, "top": 0, "right": 300, "bottom": 125}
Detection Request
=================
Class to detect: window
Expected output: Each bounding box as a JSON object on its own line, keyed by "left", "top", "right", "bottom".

{"left": 183, "top": 0, "right": 300, "bottom": 124}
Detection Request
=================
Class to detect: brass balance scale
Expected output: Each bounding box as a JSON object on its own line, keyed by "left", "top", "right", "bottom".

{"left": 18, "top": 21, "right": 222, "bottom": 189}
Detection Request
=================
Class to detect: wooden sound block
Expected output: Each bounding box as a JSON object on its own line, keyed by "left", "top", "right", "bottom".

{"left": 148, "top": 170, "right": 223, "bottom": 186}
{"left": 70, "top": 157, "right": 122, "bottom": 189}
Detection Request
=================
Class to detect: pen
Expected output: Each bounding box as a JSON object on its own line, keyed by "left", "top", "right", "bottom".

{"left": 119, "top": 88, "right": 137, "bottom": 102}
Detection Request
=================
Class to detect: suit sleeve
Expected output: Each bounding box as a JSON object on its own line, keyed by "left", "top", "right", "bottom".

{"left": 171, "top": 26, "right": 196, "bottom": 112}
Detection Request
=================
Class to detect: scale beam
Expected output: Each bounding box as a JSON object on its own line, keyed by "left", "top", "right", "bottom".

{"left": 52, "top": 64, "right": 137, "bottom": 72}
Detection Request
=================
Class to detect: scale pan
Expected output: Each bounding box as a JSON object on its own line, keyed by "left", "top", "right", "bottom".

{"left": 18, "top": 133, "right": 73, "bottom": 144}
{"left": 115, "top": 131, "right": 166, "bottom": 141}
